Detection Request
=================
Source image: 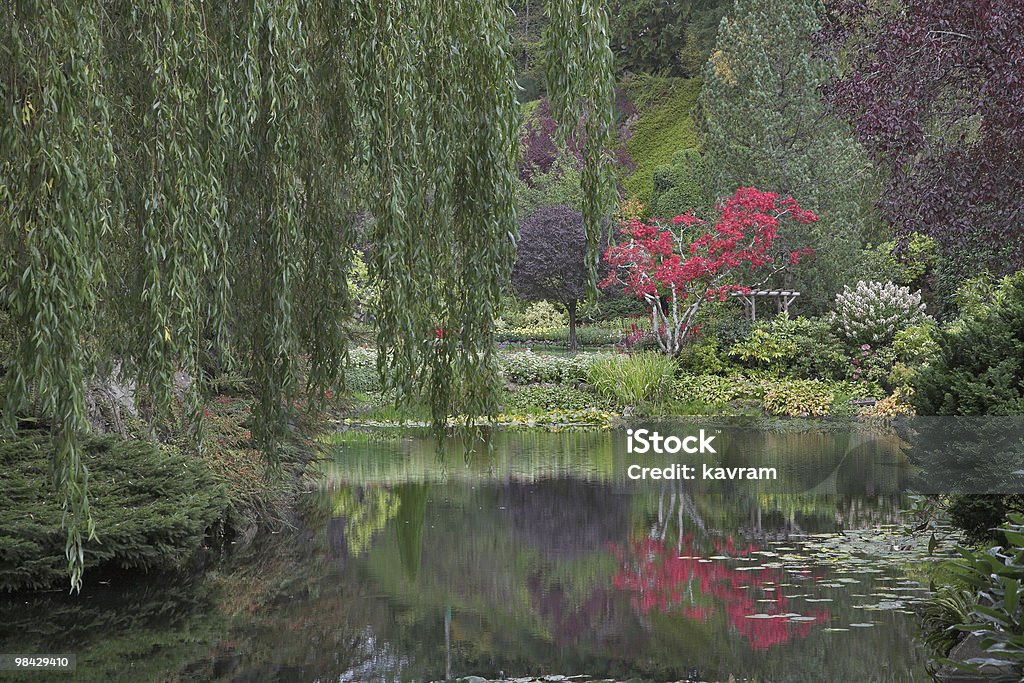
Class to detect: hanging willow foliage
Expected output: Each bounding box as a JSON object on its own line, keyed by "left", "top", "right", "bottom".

{"left": 348, "top": 0, "right": 521, "bottom": 427}
{"left": 1, "top": 2, "right": 115, "bottom": 588}
{"left": 1, "top": 0, "right": 615, "bottom": 591}
{"left": 102, "top": 0, "right": 230, "bottom": 432}
{"left": 544, "top": 0, "right": 618, "bottom": 294}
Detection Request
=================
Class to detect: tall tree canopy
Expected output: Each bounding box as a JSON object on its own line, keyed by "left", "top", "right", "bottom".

{"left": 608, "top": 0, "right": 731, "bottom": 77}
{"left": 820, "top": 0, "right": 1024, "bottom": 278}
{"left": 0, "top": 0, "right": 616, "bottom": 589}
{"left": 696, "top": 0, "right": 881, "bottom": 313}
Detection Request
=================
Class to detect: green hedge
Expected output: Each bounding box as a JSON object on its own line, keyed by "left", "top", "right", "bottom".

{"left": 1, "top": 432, "right": 228, "bottom": 592}
{"left": 344, "top": 346, "right": 381, "bottom": 393}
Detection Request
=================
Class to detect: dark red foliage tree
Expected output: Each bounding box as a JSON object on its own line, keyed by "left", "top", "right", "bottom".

{"left": 518, "top": 97, "right": 635, "bottom": 184}
{"left": 512, "top": 205, "right": 589, "bottom": 351}
{"left": 820, "top": 1, "right": 1024, "bottom": 275}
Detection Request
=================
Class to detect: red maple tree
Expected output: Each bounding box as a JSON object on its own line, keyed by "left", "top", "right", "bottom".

{"left": 600, "top": 187, "right": 816, "bottom": 354}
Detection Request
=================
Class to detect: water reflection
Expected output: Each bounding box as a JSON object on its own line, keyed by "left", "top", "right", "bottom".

{"left": 304, "top": 426, "right": 927, "bottom": 681}
{"left": 0, "top": 425, "right": 933, "bottom": 682}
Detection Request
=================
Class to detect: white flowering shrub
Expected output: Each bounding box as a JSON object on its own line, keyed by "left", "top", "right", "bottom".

{"left": 830, "top": 280, "right": 928, "bottom": 345}
{"left": 499, "top": 351, "right": 606, "bottom": 384}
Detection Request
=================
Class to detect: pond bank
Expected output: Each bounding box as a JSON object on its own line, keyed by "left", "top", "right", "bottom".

{"left": 0, "top": 394, "right": 930, "bottom": 595}
{"left": 0, "top": 395, "right": 322, "bottom": 593}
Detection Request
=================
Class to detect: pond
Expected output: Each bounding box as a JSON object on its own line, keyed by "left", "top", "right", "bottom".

{"left": 0, "top": 421, "right": 943, "bottom": 682}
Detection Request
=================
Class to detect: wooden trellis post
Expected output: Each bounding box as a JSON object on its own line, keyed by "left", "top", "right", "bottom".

{"left": 731, "top": 290, "right": 801, "bottom": 321}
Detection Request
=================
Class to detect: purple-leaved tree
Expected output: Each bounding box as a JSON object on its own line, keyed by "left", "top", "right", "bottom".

{"left": 820, "top": 0, "right": 1024, "bottom": 275}
{"left": 512, "top": 205, "right": 589, "bottom": 351}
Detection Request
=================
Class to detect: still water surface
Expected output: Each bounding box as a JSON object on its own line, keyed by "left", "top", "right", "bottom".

{"left": 1, "top": 423, "right": 936, "bottom": 682}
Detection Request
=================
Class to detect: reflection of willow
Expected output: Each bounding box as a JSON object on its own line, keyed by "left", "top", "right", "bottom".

{"left": 739, "top": 501, "right": 802, "bottom": 542}
{"left": 757, "top": 493, "right": 903, "bottom": 532}
{"left": 395, "top": 484, "right": 429, "bottom": 581}
{"left": 327, "top": 485, "right": 401, "bottom": 555}
{"left": 653, "top": 480, "right": 705, "bottom": 550}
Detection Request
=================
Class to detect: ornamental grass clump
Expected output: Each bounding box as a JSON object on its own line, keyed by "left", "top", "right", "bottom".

{"left": 587, "top": 352, "right": 676, "bottom": 407}
{"left": 830, "top": 280, "right": 928, "bottom": 346}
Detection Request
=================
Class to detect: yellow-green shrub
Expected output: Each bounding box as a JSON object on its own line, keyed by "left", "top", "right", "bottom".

{"left": 762, "top": 379, "right": 834, "bottom": 416}
{"left": 673, "top": 374, "right": 765, "bottom": 406}
{"left": 859, "top": 389, "right": 916, "bottom": 418}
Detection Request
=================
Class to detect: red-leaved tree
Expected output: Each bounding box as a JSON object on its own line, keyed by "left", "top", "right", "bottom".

{"left": 600, "top": 187, "right": 816, "bottom": 354}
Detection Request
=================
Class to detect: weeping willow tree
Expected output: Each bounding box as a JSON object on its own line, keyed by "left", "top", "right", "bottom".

{"left": 0, "top": 0, "right": 615, "bottom": 590}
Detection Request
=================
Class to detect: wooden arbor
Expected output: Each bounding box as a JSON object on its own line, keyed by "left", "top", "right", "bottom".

{"left": 731, "top": 290, "right": 800, "bottom": 321}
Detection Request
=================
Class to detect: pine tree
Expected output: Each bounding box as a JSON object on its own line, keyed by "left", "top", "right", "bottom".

{"left": 696, "top": 0, "right": 882, "bottom": 313}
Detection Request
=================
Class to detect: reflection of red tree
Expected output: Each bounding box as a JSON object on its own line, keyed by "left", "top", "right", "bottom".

{"left": 609, "top": 537, "right": 829, "bottom": 651}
